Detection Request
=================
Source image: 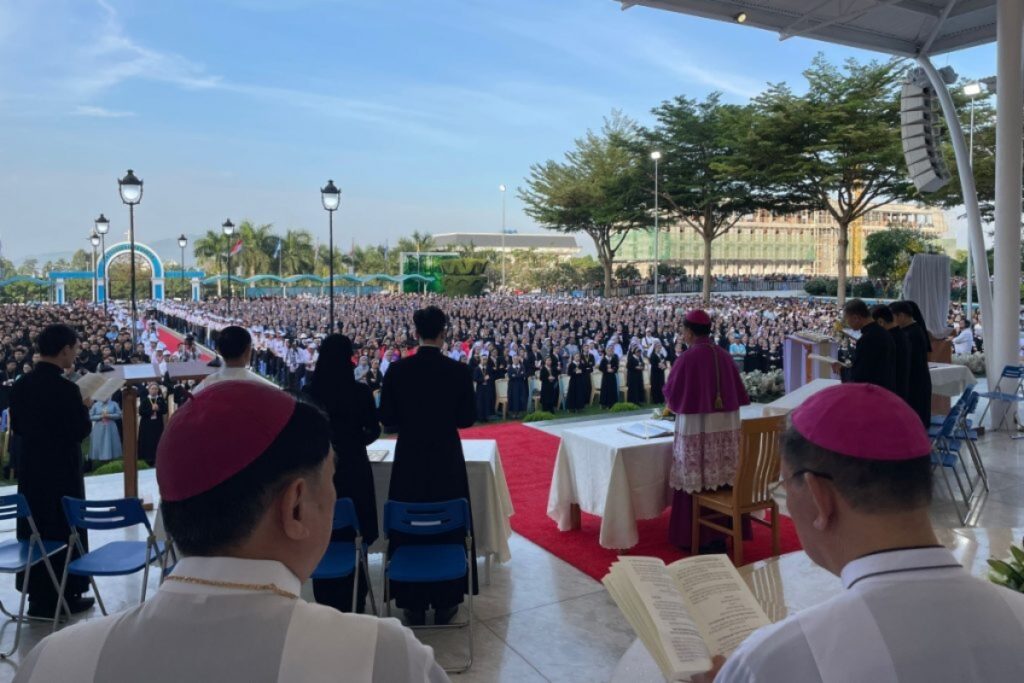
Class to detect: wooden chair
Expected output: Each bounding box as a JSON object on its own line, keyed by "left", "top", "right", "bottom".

{"left": 528, "top": 377, "right": 541, "bottom": 413}
{"left": 692, "top": 415, "right": 785, "bottom": 566}
{"left": 617, "top": 369, "right": 628, "bottom": 402}
{"left": 590, "top": 371, "right": 603, "bottom": 405}
{"left": 494, "top": 379, "right": 509, "bottom": 419}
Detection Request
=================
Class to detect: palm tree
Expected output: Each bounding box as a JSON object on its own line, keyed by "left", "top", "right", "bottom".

{"left": 236, "top": 220, "right": 275, "bottom": 276}
{"left": 279, "top": 229, "right": 315, "bottom": 276}
{"left": 410, "top": 230, "right": 435, "bottom": 253}
{"left": 193, "top": 229, "right": 228, "bottom": 295}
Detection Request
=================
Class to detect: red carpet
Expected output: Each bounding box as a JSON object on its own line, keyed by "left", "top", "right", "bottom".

{"left": 152, "top": 323, "right": 214, "bottom": 361}
{"left": 458, "top": 422, "right": 802, "bottom": 582}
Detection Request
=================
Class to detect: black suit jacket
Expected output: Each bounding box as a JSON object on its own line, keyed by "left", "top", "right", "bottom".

{"left": 379, "top": 346, "right": 476, "bottom": 503}
{"left": 889, "top": 326, "right": 911, "bottom": 401}
{"left": 846, "top": 322, "right": 895, "bottom": 391}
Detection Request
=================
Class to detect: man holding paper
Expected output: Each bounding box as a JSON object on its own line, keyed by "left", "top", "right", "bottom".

{"left": 831, "top": 299, "right": 893, "bottom": 391}
{"left": 709, "top": 384, "right": 1024, "bottom": 681}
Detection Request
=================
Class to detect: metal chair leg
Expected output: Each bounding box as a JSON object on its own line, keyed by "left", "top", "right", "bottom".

{"left": 1, "top": 560, "right": 32, "bottom": 658}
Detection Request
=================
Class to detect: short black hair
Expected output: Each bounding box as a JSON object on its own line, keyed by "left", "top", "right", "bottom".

{"left": 217, "top": 326, "right": 252, "bottom": 361}
{"left": 683, "top": 321, "right": 712, "bottom": 337}
{"left": 843, "top": 298, "right": 870, "bottom": 318}
{"left": 413, "top": 306, "right": 447, "bottom": 340}
{"left": 781, "top": 425, "right": 932, "bottom": 513}
{"left": 870, "top": 305, "right": 894, "bottom": 324}
{"left": 36, "top": 324, "right": 79, "bottom": 357}
{"left": 161, "top": 399, "right": 331, "bottom": 556}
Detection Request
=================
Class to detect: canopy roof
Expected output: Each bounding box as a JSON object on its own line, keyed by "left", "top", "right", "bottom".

{"left": 619, "top": 1, "right": 997, "bottom": 57}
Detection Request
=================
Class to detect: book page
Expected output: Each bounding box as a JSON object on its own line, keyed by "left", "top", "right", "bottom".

{"left": 605, "top": 556, "right": 711, "bottom": 678}
{"left": 75, "top": 373, "right": 106, "bottom": 401}
{"left": 669, "top": 555, "right": 771, "bottom": 657}
{"left": 122, "top": 365, "right": 160, "bottom": 381}
{"left": 92, "top": 377, "right": 125, "bottom": 403}
{"left": 808, "top": 353, "right": 849, "bottom": 367}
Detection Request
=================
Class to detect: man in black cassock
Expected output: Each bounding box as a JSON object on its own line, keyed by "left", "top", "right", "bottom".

{"left": 379, "top": 305, "right": 477, "bottom": 627}
{"left": 834, "top": 299, "right": 894, "bottom": 392}
{"left": 871, "top": 305, "right": 910, "bottom": 402}
{"left": 11, "top": 324, "right": 95, "bottom": 617}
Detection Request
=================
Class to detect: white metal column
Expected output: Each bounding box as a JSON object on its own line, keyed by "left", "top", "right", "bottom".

{"left": 918, "top": 57, "right": 994, "bottom": 381}
{"left": 991, "top": 0, "right": 1024, "bottom": 430}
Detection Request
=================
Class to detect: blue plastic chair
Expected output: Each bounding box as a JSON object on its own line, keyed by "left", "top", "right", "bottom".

{"left": 311, "top": 498, "right": 376, "bottom": 615}
{"left": 0, "top": 495, "right": 69, "bottom": 657}
{"left": 976, "top": 366, "right": 1024, "bottom": 431}
{"left": 55, "top": 497, "right": 165, "bottom": 631}
{"left": 930, "top": 406, "right": 972, "bottom": 524}
{"left": 383, "top": 499, "right": 474, "bottom": 673}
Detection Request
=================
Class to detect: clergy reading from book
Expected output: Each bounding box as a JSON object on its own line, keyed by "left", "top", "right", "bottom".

{"left": 14, "top": 381, "right": 449, "bottom": 683}
{"left": 607, "top": 383, "right": 1024, "bottom": 683}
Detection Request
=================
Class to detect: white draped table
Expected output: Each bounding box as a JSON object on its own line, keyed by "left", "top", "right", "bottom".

{"left": 547, "top": 408, "right": 764, "bottom": 550}
{"left": 610, "top": 527, "right": 1023, "bottom": 682}
{"left": 367, "top": 439, "right": 515, "bottom": 568}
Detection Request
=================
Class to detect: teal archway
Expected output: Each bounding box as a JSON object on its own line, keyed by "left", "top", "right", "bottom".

{"left": 94, "top": 241, "right": 165, "bottom": 302}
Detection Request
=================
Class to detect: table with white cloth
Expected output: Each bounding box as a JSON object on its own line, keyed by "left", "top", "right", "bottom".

{"left": 367, "top": 439, "right": 515, "bottom": 575}
{"left": 547, "top": 407, "right": 764, "bottom": 550}
{"left": 928, "top": 362, "right": 976, "bottom": 397}
{"left": 610, "top": 526, "right": 1023, "bottom": 682}
{"left": 762, "top": 378, "right": 840, "bottom": 416}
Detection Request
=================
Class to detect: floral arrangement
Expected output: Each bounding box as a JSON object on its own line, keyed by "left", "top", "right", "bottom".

{"left": 741, "top": 369, "right": 786, "bottom": 402}
{"left": 988, "top": 540, "right": 1024, "bottom": 594}
{"left": 952, "top": 352, "right": 986, "bottom": 376}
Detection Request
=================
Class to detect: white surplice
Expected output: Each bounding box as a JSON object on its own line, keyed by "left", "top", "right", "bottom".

{"left": 14, "top": 557, "right": 449, "bottom": 683}
{"left": 191, "top": 366, "right": 279, "bottom": 395}
{"left": 718, "top": 547, "right": 1024, "bottom": 682}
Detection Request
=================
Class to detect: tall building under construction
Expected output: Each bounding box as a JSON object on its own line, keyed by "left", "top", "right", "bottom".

{"left": 620, "top": 203, "right": 950, "bottom": 277}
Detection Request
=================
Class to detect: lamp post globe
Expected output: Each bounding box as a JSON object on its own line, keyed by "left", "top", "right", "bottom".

{"left": 178, "top": 234, "right": 188, "bottom": 301}
{"left": 94, "top": 214, "right": 109, "bottom": 312}
{"left": 222, "top": 219, "right": 235, "bottom": 313}
{"left": 117, "top": 169, "right": 143, "bottom": 347}
{"left": 321, "top": 180, "right": 340, "bottom": 333}
{"left": 90, "top": 232, "right": 100, "bottom": 302}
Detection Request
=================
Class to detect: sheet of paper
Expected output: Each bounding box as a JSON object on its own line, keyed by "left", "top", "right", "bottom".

{"left": 75, "top": 373, "right": 106, "bottom": 401}
{"left": 617, "top": 421, "right": 673, "bottom": 439}
{"left": 122, "top": 365, "right": 160, "bottom": 381}
{"left": 669, "top": 555, "right": 770, "bottom": 657}
{"left": 614, "top": 557, "right": 711, "bottom": 675}
{"left": 367, "top": 449, "right": 390, "bottom": 463}
{"left": 808, "top": 353, "right": 849, "bottom": 367}
{"left": 91, "top": 377, "right": 125, "bottom": 403}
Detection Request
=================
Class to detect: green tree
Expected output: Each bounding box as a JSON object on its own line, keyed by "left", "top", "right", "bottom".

{"left": 744, "top": 55, "right": 917, "bottom": 305}
{"left": 279, "top": 229, "right": 315, "bottom": 276}
{"left": 863, "top": 228, "right": 939, "bottom": 281}
{"left": 646, "top": 93, "right": 762, "bottom": 304}
{"left": 520, "top": 113, "right": 649, "bottom": 293}
{"left": 236, "top": 221, "right": 275, "bottom": 276}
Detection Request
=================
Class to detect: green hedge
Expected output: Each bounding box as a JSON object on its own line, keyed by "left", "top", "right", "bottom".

{"left": 610, "top": 402, "right": 641, "bottom": 413}
{"left": 91, "top": 459, "right": 153, "bottom": 476}
{"left": 523, "top": 411, "right": 556, "bottom": 423}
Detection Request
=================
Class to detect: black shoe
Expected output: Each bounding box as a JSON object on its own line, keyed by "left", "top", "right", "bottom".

{"left": 26, "top": 602, "right": 59, "bottom": 619}
{"left": 433, "top": 605, "right": 459, "bottom": 625}
{"left": 403, "top": 609, "right": 426, "bottom": 626}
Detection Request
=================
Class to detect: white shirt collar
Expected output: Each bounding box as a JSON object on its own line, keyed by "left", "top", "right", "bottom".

{"left": 163, "top": 556, "right": 302, "bottom": 597}
{"left": 840, "top": 547, "right": 960, "bottom": 590}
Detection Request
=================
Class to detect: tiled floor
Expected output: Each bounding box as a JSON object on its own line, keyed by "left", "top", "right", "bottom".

{"left": 0, "top": 388, "right": 1018, "bottom": 682}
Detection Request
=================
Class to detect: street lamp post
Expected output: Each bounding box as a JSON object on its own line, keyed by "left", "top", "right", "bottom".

{"left": 650, "top": 151, "right": 662, "bottom": 299}
{"left": 499, "top": 184, "right": 507, "bottom": 289}
{"left": 117, "top": 170, "right": 143, "bottom": 346}
{"left": 90, "top": 232, "right": 100, "bottom": 302}
{"left": 178, "top": 234, "right": 188, "bottom": 301}
{"left": 321, "top": 180, "right": 341, "bottom": 333}
{"left": 963, "top": 81, "right": 983, "bottom": 319}
{"left": 222, "top": 219, "right": 235, "bottom": 315}
{"left": 94, "top": 213, "right": 109, "bottom": 312}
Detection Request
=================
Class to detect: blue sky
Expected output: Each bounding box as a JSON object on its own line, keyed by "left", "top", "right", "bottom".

{"left": 0, "top": 0, "right": 996, "bottom": 261}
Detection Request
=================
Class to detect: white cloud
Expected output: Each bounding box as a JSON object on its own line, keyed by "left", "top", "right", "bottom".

{"left": 72, "top": 104, "right": 135, "bottom": 118}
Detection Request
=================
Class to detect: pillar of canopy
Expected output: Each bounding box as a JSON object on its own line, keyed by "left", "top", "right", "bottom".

{"left": 619, "top": 0, "right": 1020, "bottom": 428}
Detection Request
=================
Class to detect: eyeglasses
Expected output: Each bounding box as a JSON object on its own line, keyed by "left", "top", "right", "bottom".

{"left": 769, "top": 468, "right": 834, "bottom": 495}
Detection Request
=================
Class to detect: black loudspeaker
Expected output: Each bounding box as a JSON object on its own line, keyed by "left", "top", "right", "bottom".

{"left": 900, "top": 70, "right": 951, "bottom": 194}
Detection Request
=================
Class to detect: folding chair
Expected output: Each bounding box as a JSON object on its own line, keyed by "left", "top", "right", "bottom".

{"left": 975, "top": 366, "right": 1024, "bottom": 432}
{"left": 558, "top": 374, "right": 570, "bottom": 411}
{"left": 152, "top": 506, "right": 179, "bottom": 581}
{"left": 311, "top": 498, "right": 376, "bottom": 615}
{"left": 382, "top": 499, "right": 474, "bottom": 673}
{"left": 929, "top": 388, "right": 987, "bottom": 493}
{"left": 930, "top": 407, "right": 972, "bottom": 524}
{"left": 55, "top": 497, "right": 165, "bottom": 631}
{"left": 0, "top": 495, "right": 69, "bottom": 657}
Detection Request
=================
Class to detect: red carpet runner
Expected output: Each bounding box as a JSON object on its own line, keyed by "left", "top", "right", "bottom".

{"left": 153, "top": 323, "right": 215, "bottom": 362}
{"left": 458, "top": 422, "right": 802, "bottom": 582}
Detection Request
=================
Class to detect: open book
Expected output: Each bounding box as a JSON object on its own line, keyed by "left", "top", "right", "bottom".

{"left": 617, "top": 421, "right": 674, "bottom": 440}
{"left": 603, "top": 555, "right": 770, "bottom": 681}
{"left": 75, "top": 373, "right": 126, "bottom": 403}
{"left": 807, "top": 353, "right": 850, "bottom": 368}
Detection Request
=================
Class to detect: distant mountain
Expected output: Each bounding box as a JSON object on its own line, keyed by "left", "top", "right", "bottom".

{"left": 20, "top": 234, "right": 204, "bottom": 268}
